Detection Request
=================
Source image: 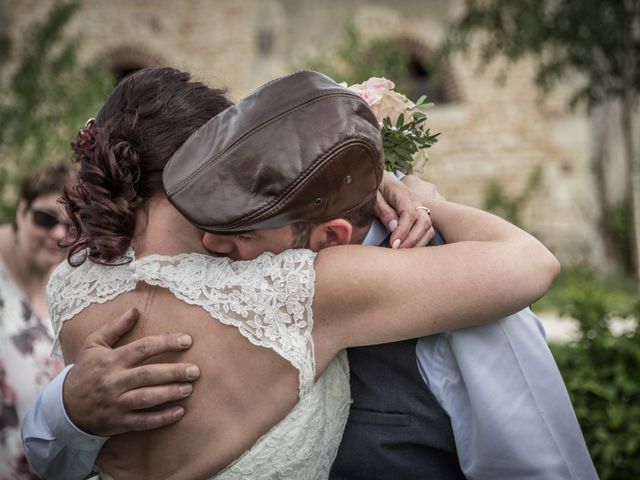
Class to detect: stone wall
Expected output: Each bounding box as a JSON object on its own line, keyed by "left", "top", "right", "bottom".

{"left": 3, "top": 0, "right": 626, "bottom": 267}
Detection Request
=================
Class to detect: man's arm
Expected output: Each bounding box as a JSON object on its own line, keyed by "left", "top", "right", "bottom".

{"left": 22, "top": 365, "right": 107, "bottom": 480}
{"left": 416, "top": 309, "right": 598, "bottom": 480}
{"left": 22, "top": 309, "right": 201, "bottom": 480}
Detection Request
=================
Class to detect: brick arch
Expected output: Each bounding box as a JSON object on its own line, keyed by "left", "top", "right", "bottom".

{"left": 390, "top": 36, "right": 462, "bottom": 104}
{"left": 102, "top": 45, "right": 165, "bottom": 82}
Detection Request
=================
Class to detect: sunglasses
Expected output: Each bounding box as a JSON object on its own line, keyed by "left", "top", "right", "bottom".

{"left": 30, "top": 209, "right": 71, "bottom": 230}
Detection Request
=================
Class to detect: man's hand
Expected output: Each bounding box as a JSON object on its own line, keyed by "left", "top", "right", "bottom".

{"left": 63, "top": 309, "right": 201, "bottom": 436}
{"left": 375, "top": 172, "right": 436, "bottom": 248}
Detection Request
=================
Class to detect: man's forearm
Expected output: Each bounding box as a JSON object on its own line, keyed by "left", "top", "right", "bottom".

{"left": 22, "top": 365, "right": 107, "bottom": 480}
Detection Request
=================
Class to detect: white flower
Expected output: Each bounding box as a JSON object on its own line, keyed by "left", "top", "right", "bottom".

{"left": 411, "top": 148, "right": 430, "bottom": 174}
{"left": 373, "top": 90, "right": 414, "bottom": 125}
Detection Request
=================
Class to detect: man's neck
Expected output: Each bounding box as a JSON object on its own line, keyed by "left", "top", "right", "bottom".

{"left": 350, "top": 223, "right": 370, "bottom": 245}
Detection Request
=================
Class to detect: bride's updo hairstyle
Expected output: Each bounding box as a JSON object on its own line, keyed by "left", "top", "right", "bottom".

{"left": 62, "top": 67, "right": 233, "bottom": 265}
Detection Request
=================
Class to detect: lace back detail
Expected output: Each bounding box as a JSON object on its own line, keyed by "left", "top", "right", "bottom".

{"left": 47, "top": 249, "right": 318, "bottom": 395}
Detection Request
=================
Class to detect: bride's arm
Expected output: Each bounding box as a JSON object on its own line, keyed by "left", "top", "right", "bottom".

{"left": 312, "top": 199, "right": 560, "bottom": 368}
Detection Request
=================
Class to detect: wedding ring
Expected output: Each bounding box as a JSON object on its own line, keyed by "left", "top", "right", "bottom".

{"left": 416, "top": 206, "right": 431, "bottom": 215}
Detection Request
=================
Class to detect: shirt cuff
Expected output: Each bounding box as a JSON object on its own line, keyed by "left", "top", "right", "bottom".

{"left": 41, "top": 364, "right": 109, "bottom": 451}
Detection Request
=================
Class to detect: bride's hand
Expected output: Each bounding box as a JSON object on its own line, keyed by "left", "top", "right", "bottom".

{"left": 401, "top": 174, "right": 446, "bottom": 203}
{"left": 375, "top": 172, "right": 435, "bottom": 248}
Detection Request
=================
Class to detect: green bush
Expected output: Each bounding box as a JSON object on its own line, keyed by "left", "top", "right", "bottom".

{"left": 304, "top": 24, "right": 411, "bottom": 93}
{"left": 482, "top": 164, "right": 543, "bottom": 228}
{"left": 535, "top": 267, "right": 638, "bottom": 314}
{"left": 303, "top": 24, "right": 445, "bottom": 102}
{"left": 550, "top": 278, "right": 640, "bottom": 479}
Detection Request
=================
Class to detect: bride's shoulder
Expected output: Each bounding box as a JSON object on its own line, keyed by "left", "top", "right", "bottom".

{"left": 170, "top": 248, "right": 317, "bottom": 274}
{"left": 48, "top": 248, "right": 132, "bottom": 288}
{"left": 48, "top": 250, "right": 106, "bottom": 287}
{"left": 226, "top": 248, "right": 317, "bottom": 277}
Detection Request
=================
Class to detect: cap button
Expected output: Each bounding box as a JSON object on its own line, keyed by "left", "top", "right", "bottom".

{"left": 345, "top": 175, "right": 353, "bottom": 185}
{"left": 313, "top": 197, "right": 323, "bottom": 206}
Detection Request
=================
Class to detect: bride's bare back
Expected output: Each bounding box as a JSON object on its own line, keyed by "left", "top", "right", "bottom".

{"left": 62, "top": 283, "right": 299, "bottom": 479}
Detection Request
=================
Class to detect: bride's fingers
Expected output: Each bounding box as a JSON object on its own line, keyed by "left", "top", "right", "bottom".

{"left": 398, "top": 211, "right": 434, "bottom": 248}
{"left": 120, "top": 406, "right": 186, "bottom": 432}
{"left": 119, "top": 363, "right": 201, "bottom": 390}
{"left": 119, "top": 383, "right": 195, "bottom": 411}
{"left": 391, "top": 204, "right": 433, "bottom": 248}
{"left": 416, "top": 226, "right": 436, "bottom": 248}
{"left": 373, "top": 191, "right": 399, "bottom": 233}
{"left": 120, "top": 333, "right": 194, "bottom": 366}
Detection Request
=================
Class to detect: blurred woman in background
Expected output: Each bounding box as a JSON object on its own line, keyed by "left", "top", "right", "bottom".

{"left": 0, "top": 162, "right": 72, "bottom": 479}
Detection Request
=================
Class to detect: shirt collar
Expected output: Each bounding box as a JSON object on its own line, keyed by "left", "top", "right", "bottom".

{"left": 362, "top": 218, "right": 389, "bottom": 246}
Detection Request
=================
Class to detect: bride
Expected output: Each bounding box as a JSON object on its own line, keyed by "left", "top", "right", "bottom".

{"left": 48, "top": 68, "right": 559, "bottom": 479}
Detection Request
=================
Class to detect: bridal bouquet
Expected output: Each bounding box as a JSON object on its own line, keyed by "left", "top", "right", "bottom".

{"left": 343, "top": 77, "right": 439, "bottom": 174}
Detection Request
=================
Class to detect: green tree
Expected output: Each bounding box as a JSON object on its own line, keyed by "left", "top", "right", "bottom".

{"left": 0, "top": 0, "right": 113, "bottom": 221}
{"left": 443, "top": 0, "right": 640, "bottom": 286}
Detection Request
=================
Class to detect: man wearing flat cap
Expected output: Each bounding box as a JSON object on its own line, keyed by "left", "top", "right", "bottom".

{"left": 23, "top": 71, "right": 596, "bottom": 479}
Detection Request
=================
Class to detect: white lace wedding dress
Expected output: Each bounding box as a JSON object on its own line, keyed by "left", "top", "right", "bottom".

{"left": 47, "top": 248, "right": 351, "bottom": 480}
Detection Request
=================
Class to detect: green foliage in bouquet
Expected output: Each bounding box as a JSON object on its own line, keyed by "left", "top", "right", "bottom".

{"left": 381, "top": 95, "right": 440, "bottom": 175}
{"left": 550, "top": 277, "right": 640, "bottom": 479}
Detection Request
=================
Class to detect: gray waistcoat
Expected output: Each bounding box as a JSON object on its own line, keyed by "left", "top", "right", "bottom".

{"left": 330, "top": 231, "right": 465, "bottom": 480}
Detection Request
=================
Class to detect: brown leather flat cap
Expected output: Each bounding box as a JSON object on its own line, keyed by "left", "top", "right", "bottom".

{"left": 163, "top": 71, "right": 384, "bottom": 233}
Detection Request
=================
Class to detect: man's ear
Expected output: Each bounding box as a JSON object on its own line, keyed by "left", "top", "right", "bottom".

{"left": 308, "top": 219, "right": 353, "bottom": 251}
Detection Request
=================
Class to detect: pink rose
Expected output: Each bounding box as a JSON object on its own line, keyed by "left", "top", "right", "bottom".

{"left": 347, "top": 77, "right": 395, "bottom": 108}
{"left": 361, "top": 77, "right": 395, "bottom": 93}
{"left": 353, "top": 87, "right": 382, "bottom": 107}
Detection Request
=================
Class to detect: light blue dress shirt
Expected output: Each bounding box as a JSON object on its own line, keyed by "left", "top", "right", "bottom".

{"left": 21, "top": 364, "right": 106, "bottom": 479}
{"left": 363, "top": 220, "right": 597, "bottom": 479}
{"left": 22, "top": 220, "right": 598, "bottom": 479}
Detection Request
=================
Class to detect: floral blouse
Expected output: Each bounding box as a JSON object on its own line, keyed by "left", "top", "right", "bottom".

{"left": 0, "top": 257, "right": 63, "bottom": 480}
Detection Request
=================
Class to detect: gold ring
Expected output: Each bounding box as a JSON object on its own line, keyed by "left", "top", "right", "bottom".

{"left": 416, "top": 206, "right": 431, "bottom": 215}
